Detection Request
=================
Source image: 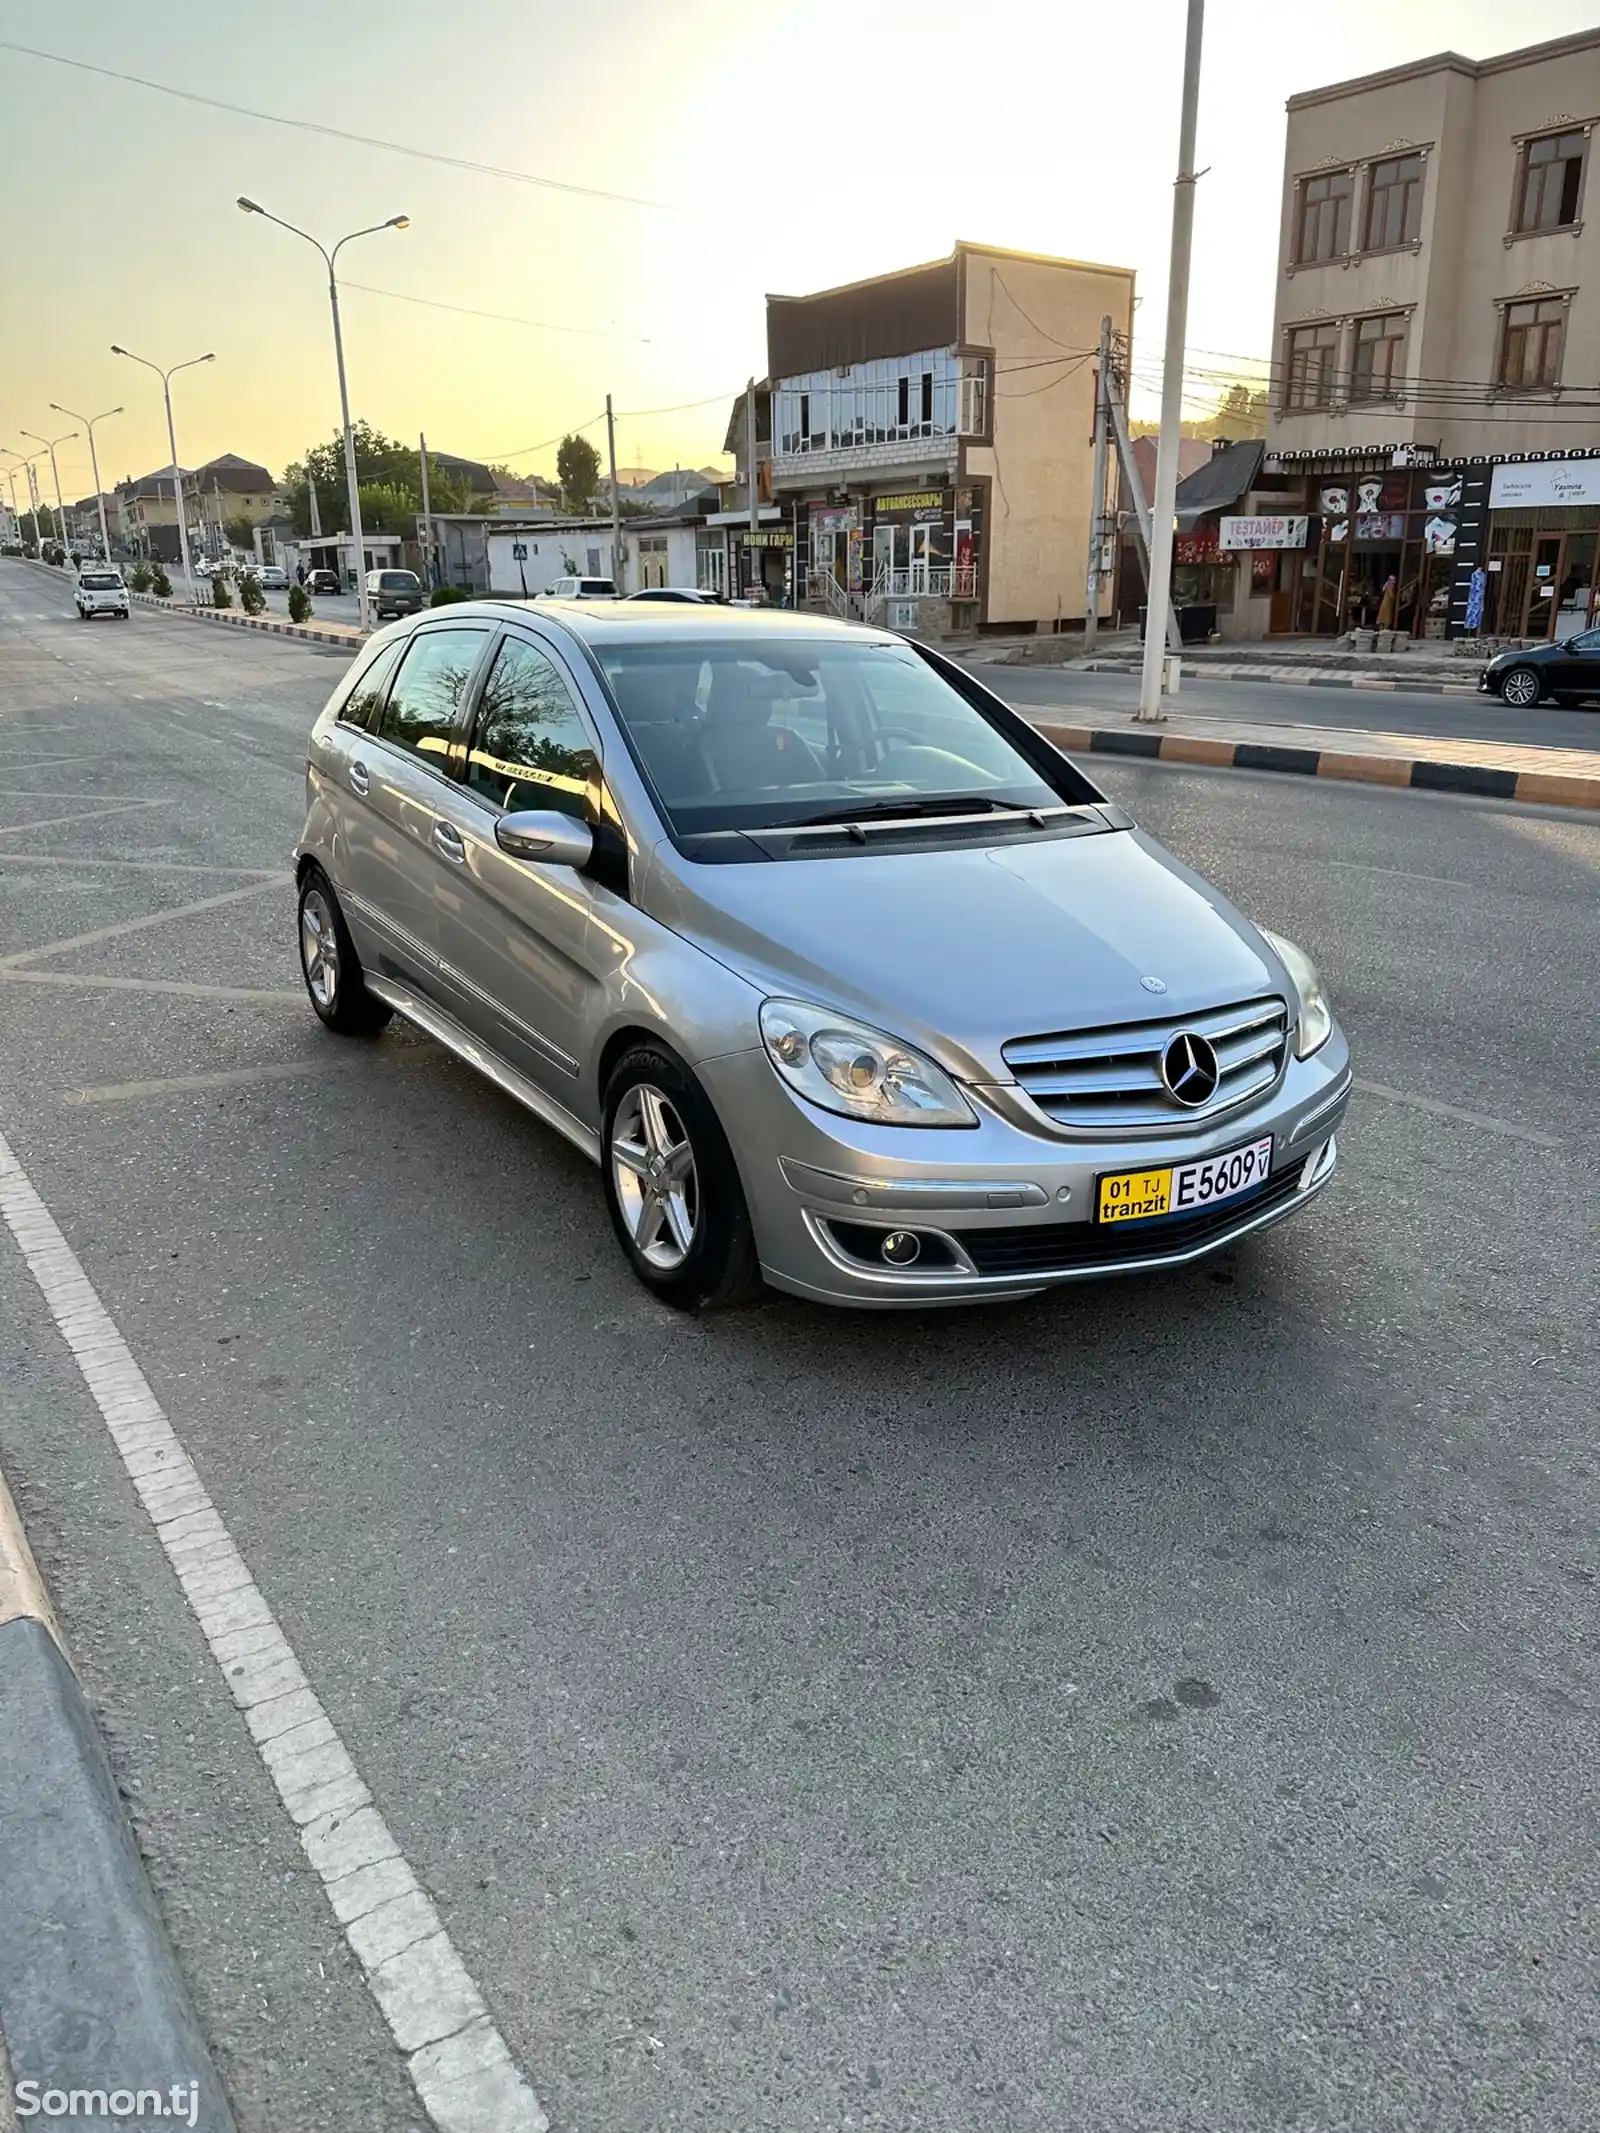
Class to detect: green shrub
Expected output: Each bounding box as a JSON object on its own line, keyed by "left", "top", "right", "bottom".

{"left": 429, "top": 584, "right": 471, "bottom": 606}
{"left": 150, "top": 564, "right": 172, "bottom": 598}
{"left": 238, "top": 571, "right": 265, "bottom": 616}
{"left": 127, "top": 561, "right": 152, "bottom": 593}
{"left": 287, "top": 582, "right": 313, "bottom": 623}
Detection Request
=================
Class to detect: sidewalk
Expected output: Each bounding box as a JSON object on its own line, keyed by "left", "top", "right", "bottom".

{"left": 1023, "top": 700, "right": 1600, "bottom": 810}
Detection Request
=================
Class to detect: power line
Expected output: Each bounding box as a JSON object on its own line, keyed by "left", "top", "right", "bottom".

{"left": 342, "top": 282, "right": 651, "bottom": 344}
{"left": 484, "top": 413, "right": 607, "bottom": 463}
{"left": 0, "top": 40, "right": 670, "bottom": 209}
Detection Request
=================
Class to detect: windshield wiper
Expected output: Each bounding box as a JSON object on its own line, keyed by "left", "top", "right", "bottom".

{"left": 786, "top": 795, "right": 1040, "bottom": 830}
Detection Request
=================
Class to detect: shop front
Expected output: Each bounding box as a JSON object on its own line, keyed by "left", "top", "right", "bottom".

{"left": 1473, "top": 460, "right": 1600, "bottom": 641}
{"left": 1263, "top": 463, "right": 1459, "bottom": 638}
{"left": 730, "top": 525, "right": 795, "bottom": 605}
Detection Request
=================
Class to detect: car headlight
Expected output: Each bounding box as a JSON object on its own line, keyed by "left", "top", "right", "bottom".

{"left": 759, "top": 999, "right": 976, "bottom": 1127}
{"left": 1258, "top": 928, "right": 1332, "bottom": 1058}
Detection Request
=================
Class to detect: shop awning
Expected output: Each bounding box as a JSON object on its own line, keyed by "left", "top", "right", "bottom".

{"left": 1175, "top": 439, "right": 1264, "bottom": 530}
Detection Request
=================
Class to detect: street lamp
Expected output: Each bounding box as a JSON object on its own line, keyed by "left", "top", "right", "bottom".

{"left": 3, "top": 452, "right": 44, "bottom": 549}
{"left": 237, "top": 197, "right": 409, "bottom": 630}
{"left": 0, "top": 451, "right": 31, "bottom": 545}
{"left": 110, "top": 344, "right": 215, "bottom": 602}
{"left": 49, "top": 402, "right": 122, "bottom": 562}
{"left": 20, "top": 428, "right": 78, "bottom": 558}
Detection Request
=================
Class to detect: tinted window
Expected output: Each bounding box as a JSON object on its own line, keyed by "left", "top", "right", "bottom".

{"left": 378, "top": 628, "right": 486, "bottom": 764}
{"left": 379, "top": 572, "right": 418, "bottom": 590}
{"left": 80, "top": 573, "right": 122, "bottom": 589}
{"left": 336, "top": 641, "right": 403, "bottom": 729}
{"left": 466, "top": 636, "right": 597, "bottom": 816}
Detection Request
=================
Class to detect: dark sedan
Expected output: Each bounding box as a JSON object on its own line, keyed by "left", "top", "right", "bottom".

{"left": 1481, "top": 629, "right": 1600, "bottom": 708}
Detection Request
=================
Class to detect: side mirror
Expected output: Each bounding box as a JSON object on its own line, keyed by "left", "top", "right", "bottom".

{"left": 494, "top": 809, "right": 593, "bottom": 868}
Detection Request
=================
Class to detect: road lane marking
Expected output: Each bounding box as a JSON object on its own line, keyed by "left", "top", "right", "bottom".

{"left": 0, "top": 799, "right": 167, "bottom": 837}
{"left": 0, "top": 854, "right": 279, "bottom": 878}
{"left": 1353, "top": 1078, "right": 1565, "bottom": 1149}
{"left": 62, "top": 1048, "right": 436, "bottom": 1105}
{"left": 0, "top": 971, "right": 303, "bottom": 1003}
{"left": 0, "top": 1123, "right": 550, "bottom": 2133}
{"left": 0, "top": 875, "right": 290, "bottom": 970}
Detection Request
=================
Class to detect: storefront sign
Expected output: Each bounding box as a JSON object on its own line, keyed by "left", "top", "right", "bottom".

{"left": 1174, "top": 531, "right": 1228, "bottom": 565}
{"left": 744, "top": 530, "right": 793, "bottom": 547}
{"left": 875, "top": 490, "right": 944, "bottom": 518}
{"left": 1219, "top": 515, "right": 1308, "bottom": 550}
{"left": 811, "top": 506, "right": 855, "bottom": 533}
{"left": 1489, "top": 461, "right": 1600, "bottom": 510}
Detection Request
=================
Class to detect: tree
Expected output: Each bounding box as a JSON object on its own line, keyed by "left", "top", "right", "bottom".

{"left": 281, "top": 424, "right": 481, "bottom": 536}
{"left": 556, "top": 434, "right": 601, "bottom": 513}
{"left": 223, "top": 512, "right": 256, "bottom": 553}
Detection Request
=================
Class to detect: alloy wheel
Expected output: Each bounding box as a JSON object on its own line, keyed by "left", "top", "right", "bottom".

{"left": 610, "top": 1083, "right": 699, "bottom": 1270}
{"left": 300, "top": 887, "right": 340, "bottom": 1010}
{"left": 1502, "top": 668, "right": 1540, "bottom": 708}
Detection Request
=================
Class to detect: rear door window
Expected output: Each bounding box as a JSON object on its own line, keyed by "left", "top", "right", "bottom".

{"left": 377, "top": 628, "right": 488, "bottom": 767}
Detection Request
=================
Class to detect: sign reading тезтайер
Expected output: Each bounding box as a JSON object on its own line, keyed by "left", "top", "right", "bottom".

{"left": 1217, "top": 515, "right": 1310, "bottom": 551}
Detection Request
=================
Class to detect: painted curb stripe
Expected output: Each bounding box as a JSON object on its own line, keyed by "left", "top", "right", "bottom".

{"left": 1025, "top": 718, "right": 1600, "bottom": 810}
{"left": 0, "top": 1126, "right": 548, "bottom": 2133}
{"left": 0, "top": 1469, "right": 59, "bottom": 1642}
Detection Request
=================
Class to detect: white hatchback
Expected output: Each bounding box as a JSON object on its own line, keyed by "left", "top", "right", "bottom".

{"left": 75, "top": 569, "right": 130, "bottom": 620}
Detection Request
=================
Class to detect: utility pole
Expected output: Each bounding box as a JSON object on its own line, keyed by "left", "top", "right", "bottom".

{"left": 745, "top": 376, "right": 759, "bottom": 598}
{"left": 605, "top": 395, "right": 623, "bottom": 593}
{"left": 1083, "top": 314, "right": 1112, "bottom": 655}
{"left": 1136, "top": 0, "right": 1206, "bottom": 723}
{"left": 417, "top": 433, "right": 433, "bottom": 588}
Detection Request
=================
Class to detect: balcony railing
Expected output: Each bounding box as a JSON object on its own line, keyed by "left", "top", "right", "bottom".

{"left": 872, "top": 565, "right": 978, "bottom": 600}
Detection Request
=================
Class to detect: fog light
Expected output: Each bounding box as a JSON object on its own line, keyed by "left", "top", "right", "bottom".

{"left": 880, "top": 1230, "right": 921, "bottom": 1266}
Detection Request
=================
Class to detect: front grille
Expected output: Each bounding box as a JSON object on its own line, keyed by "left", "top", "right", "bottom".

{"left": 953, "top": 1164, "right": 1303, "bottom": 1277}
{"left": 1003, "top": 995, "right": 1289, "bottom": 1131}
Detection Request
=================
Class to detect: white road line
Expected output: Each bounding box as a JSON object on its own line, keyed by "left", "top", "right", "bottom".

{"left": 0, "top": 971, "right": 303, "bottom": 1004}
{"left": 0, "top": 1122, "right": 549, "bottom": 2133}
{"left": 0, "top": 854, "right": 278, "bottom": 878}
{"left": 1353, "top": 1077, "right": 1565, "bottom": 1149}
{"left": 0, "top": 876, "right": 290, "bottom": 971}
{"left": 61, "top": 1052, "right": 442, "bottom": 1104}
{"left": 0, "top": 799, "right": 167, "bottom": 838}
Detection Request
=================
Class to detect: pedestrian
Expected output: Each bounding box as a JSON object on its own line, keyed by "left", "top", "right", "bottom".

{"left": 296, "top": 562, "right": 307, "bottom": 588}
{"left": 1377, "top": 573, "right": 1398, "bottom": 631}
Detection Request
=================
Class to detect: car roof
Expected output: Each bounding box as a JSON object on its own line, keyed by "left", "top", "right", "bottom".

{"left": 404, "top": 598, "right": 898, "bottom": 652}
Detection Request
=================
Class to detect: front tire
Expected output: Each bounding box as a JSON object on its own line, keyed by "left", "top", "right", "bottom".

{"left": 601, "top": 1045, "right": 762, "bottom": 1310}
{"left": 1499, "top": 664, "right": 1542, "bottom": 708}
{"left": 297, "top": 868, "right": 393, "bottom": 1036}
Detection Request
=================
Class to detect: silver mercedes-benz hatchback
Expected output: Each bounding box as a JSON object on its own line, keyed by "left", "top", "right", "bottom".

{"left": 295, "top": 603, "right": 1350, "bottom": 1309}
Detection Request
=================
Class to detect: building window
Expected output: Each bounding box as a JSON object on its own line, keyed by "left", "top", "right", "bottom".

{"left": 958, "top": 356, "right": 988, "bottom": 436}
{"left": 1498, "top": 297, "right": 1566, "bottom": 388}
{"left": 896, "top": 376, "right": 910, "bottom": 428}
{"left": 919, "top": 372, "right": 933, "bottom": 427}
{"left": 1350, "top": 312, "right": 1408, "bottom": 401}
{"left": 799, "top": 392, "right": 811, "bottom": 445}
{"left": 1284, "top": 321, "right": 1341, "bottom": 410}
{"left": 1515, "top": 130, "right": 1586, "bottom": 233}
{"left": 1363, "top": 154, "right": 1425, "bottom": 251}
{"left": 1294, "top": 169, "right": 1353, "bottom": 263}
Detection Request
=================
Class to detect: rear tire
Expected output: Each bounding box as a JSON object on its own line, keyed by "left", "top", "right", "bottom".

{"left": 1499, "top": 664, "right": 1542, "bottom": 708}
{"left": 297, "top": 867, "right": 393, "bottom": 1036}
{"left": 601, "top": 1045, "right": 763, "bottom": 1311}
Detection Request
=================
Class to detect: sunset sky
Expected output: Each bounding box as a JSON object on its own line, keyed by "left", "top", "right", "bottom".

{"left": 3, "top": 1, "right": 1596, "bottom": 506}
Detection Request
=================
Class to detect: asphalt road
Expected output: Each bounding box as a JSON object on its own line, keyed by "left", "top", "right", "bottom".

{"left": 978, "top": 659, "right": 1600, "bottom": 750}
{"left": 2, "top": 560, "right": 1597, "bottom": 2133}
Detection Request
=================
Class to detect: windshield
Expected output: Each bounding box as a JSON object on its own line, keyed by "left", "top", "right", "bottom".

{"left": 596, "top": 637, "right": 1069, "bottom": 836}
{"left": 80, "top": 573, "right": 122, "bottom": 589}
{"left": 379, "top": 572, "right": 418, "bottom": 589}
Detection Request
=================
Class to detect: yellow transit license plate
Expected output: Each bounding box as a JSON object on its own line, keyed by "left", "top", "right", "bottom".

{"left": 1096, "top": 1135, "right": 1274, "bottom": 1225}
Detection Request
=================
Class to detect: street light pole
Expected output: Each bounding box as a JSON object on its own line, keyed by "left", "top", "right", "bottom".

{"left": 110, "top": 345, "right": 215, "bottom": 603}
{"left": 20, "top": 428, "right": 78, "bottom": 558}
{"left": 605, "top": 394, "right": 624, "bottom": 593}
{"left": 50, "top": 403, "right": 122, "bottom": 561}
{"left": 1136, "top": 0, "right": 1206, "bottom": 724}
{"left": 237, "top": 198, "right": 409, "bottom": 632}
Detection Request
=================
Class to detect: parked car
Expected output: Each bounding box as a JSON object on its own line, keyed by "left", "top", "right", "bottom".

{"left": 366, "top": 568, "right": 424, "bottom": 620}
{"left": 540, "top": 577, "right": 617, "bottom": 600}
{"left": 307, "top": 568, "right": 342, "bottom": 597}
{"left": 258, "top": 565, "right": 289, "bottom": 591}
{"left": 74, "top": 568, "right": 130, "bottom": 621}
{"left": 625, "top": 587, "right": 717, "bottom": 603}
{"left": 295, "top": 605, "right": 1348, "bottom": 1311}
{"left": 1480, "top": 630, "right": 1600, "bottom": 707}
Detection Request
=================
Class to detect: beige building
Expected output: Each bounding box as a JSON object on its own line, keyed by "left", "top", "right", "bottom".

{"left": 1243, "top": 29, "right": 1600, "bottom": 639}
{"left": 720, "top": 241, "right": 1136, "bottom": 636}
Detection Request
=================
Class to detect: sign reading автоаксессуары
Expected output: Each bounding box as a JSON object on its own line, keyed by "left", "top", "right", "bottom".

{"left": 1217, "top": 515, "right": 1310, "bottom": 551}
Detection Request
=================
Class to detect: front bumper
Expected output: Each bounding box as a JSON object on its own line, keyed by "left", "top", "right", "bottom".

{"left": 698, "top": 1033, "right": 1351, "bottom": 1308}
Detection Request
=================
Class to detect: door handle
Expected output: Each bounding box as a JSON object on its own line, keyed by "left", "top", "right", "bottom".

{"left": 432, "top": 820, "right": 466, "bottom": 863}
{"left": 349, "top": 759, "right": 370, "bottom": 797}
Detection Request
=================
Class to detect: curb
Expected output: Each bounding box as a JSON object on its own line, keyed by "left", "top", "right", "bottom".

{"left": 127, "top": 590, "right": 366, "bottom": 651}
{"left": 1029, "top": 716, "right": 1600, "bottom": 811}
{"left": 1075, "top": 658, "right": 1482, "bottom": 696}
{"left": 0, "top": 1469, "right": 236, "bottom": 2131}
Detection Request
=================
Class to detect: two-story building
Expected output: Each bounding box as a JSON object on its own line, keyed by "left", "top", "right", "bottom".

{"left": 717, "top": 241, "right": 1136, "bottom": 638}
{"left": 1238, "top": 28, "right": 1600, "bottom": 642}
